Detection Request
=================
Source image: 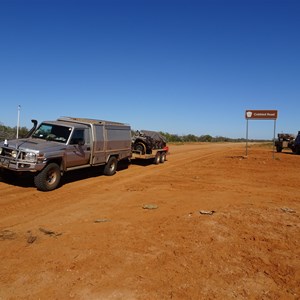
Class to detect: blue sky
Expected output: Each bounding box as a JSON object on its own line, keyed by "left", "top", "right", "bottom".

{"left": 0, "top": 0, "right": 299, "bottom": 139}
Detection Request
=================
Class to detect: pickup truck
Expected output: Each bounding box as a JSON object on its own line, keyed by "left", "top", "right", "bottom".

{"left": 0, "top": 117, "right": 132, "bottom": 191}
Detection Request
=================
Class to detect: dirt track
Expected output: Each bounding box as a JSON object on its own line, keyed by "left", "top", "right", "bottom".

{"left": 0, "top": 143, "right": 299, "bottom": 300}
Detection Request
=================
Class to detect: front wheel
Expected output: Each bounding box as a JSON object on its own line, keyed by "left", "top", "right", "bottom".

{"left": 103, "top": 157, "right": 118, "bottom": 176}
{"left": 34, "top": 163, "right": 61, "bottom": 191}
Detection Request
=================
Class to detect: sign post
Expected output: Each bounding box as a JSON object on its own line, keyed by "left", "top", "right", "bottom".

{"left": 245, "top": 110, "right": 278, "bottom": 158}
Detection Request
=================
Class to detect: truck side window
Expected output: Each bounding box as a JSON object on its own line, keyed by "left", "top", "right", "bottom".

{"left": 70, "top": 129, "right": 85, "bottom": 145}
{"left": 84, "top": 128, "right": 90, "bottom": 145}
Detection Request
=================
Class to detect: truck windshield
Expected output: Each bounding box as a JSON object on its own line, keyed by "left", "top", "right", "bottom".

{"left": 32, "top": 123, "right": 71, "bottom": 143}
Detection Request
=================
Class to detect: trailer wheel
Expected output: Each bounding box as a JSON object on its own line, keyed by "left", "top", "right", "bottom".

{"left": 104, "top": 156, "right": 118, "bottom": 176}
{"left": 160, "top": 152, "right": 166, "bottom": 163}
{"left": 153, "top": 153, "right": 160, "bottom": 165}
{"left": 34, "top": 163, "right": 61, "bottom": 191}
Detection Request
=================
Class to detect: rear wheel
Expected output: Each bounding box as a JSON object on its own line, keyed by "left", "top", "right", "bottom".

{"left": 34, "top": 163, "right": 61, "bottom": 191}
{"left": 103, "top": 157, "right": 118, "bottom": 176}
{"left": 160, "top": 152, "right": 166, "bottom": 163}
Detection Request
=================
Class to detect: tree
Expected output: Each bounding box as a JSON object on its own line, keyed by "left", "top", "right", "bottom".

{"left": 199, "top": 135, "right": 213, "bottom": 142}
{"left": 0, "top": 125, "right": 29, "bottom": 140}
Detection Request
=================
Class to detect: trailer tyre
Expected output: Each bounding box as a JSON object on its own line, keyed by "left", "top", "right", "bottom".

{"left": 160, "top": 152, "right": 166, "bottom": 163}
{"left": 153, "top": 153, "right": 160, "bottom": 165}
{"left": 34, "top": 163, "right": 61, "bottom": 191}
{"left": 104, "top": 156, "right": 118, "bottom": 176}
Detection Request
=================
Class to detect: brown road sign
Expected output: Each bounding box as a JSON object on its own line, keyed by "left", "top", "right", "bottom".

{"left": 245, "top": 110, "right": 278, "bottom": 120}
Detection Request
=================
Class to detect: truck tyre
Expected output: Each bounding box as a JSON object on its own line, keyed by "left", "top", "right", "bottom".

{"left": 34, "top": 163, "right": 61, "bottom": 191}
{"left": 153, "top": 153, "right": 160, "bottom": 165}
{"left": 160, "top": 152, "right": 166, "bottom": 163}
{"left": 276, "top": 146, "right": 282, "bottom": 153}
{"left": 104, "top": 156, "right": 118, "bottom": 176}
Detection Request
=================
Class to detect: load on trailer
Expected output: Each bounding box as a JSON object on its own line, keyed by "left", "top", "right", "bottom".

{"left": 0, "top": 117, "right": 169, "bottom": 191}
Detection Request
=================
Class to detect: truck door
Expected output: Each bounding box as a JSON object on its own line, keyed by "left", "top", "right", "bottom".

{"left": 92, "top": 124, "right": 106, "bottom": 164}
{"left": 66, "top": 128, "right": 91, "bottom": 167}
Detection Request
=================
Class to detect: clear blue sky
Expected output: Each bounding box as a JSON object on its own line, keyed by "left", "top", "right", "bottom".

{"left": 0, "top": 0, "right": 299, "bottom": 139}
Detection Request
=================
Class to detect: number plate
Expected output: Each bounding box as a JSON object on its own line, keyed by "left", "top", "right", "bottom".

{"left": 0, "top": 158, "right": 10, "bottom": 167}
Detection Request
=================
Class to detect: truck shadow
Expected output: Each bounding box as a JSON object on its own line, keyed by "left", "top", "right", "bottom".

{"left": 0, "top": 172, "right": 34, "bottom": 188}
{"left": 59, "top": 161, "right": 131, "bottom": 186}
{"left": 61, "top": 167, "right": 104, "bottom": 185}
{"left": 0, "top": 161, "right": 131, "bottom": 189}
{"left": 130, "top": 159, "right": 156, "bottom": 167}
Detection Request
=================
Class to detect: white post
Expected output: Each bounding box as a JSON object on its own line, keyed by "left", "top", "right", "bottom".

{"left": 17, "top": 105, "right": 21, "bottom": 139}
{"left": 273, "top": 119, "right": 276, "bottom": 159}
{"left": 245, "top": 118, "right": 249, "bottom": 156}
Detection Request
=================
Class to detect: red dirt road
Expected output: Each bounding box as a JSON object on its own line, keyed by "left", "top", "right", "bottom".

{"left": 0, "top": 143, "right": 299, "bottom": 299}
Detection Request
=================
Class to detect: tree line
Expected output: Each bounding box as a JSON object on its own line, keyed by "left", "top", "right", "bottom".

{"left": 0, "top": 124, "right": 29, "bottom": 140}
{"left": 159, "top": 132, "right": 248, "bottom": 143}
{"left": 0, "top": 123, "right": 268, "bottom": 143}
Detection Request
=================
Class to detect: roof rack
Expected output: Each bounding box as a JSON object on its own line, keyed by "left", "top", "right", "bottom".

{"left": 57, "top": 116, "right": 128, "bottom": 126}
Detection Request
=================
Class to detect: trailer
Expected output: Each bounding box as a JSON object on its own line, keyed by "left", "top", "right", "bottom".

{"left": 131, "top": 130, "right": 168, "bottom": 164}
{"left": 131, "top": 146, "right": 169, "bottom": 164}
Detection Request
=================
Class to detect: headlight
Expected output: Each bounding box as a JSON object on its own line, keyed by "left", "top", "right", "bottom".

{"left": 11, "top": 150, "right": 18, "bottom": 158}
{"left": 24, "top": 152, "right": 37, "bottom": 162}
{"left": 0, "top": 147, "right": 2, "bottom": 155}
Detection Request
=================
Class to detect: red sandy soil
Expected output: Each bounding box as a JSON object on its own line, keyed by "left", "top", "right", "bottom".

{"left": 0, "top": 143, "right": 299, "bottom": 299}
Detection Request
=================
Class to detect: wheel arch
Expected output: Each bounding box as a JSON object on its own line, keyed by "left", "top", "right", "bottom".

{"left": 46, "top": 157, "right": 64, "bottom": 172}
